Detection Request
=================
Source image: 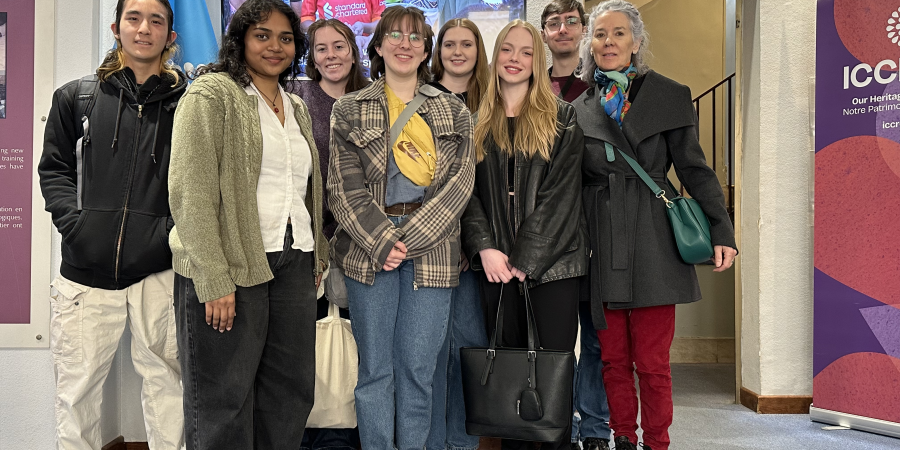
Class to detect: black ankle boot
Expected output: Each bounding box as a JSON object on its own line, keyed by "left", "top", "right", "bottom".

{"left": 613, "top": 436, "right": 637, "bottom": 450}
{"left": 583, "top": 437, "right": 611, "bottom": 450}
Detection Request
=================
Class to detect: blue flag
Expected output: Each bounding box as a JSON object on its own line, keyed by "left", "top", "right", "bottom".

{"left": 172, "top": 0, "right": 219, "bottom": 73}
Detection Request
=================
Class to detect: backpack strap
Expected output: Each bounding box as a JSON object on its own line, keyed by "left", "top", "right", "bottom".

{"left": 74, "top": 75, "right": 100, "bottom": 141}
{"left": 73, "top": 75, "right": 99, "bottom": 211}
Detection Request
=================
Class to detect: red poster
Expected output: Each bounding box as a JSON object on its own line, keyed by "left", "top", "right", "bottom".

{"left": 0, "top": 1, "right": 34, "bottom": 324}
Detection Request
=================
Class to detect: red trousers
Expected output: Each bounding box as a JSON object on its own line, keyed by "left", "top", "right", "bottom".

{"left": 597, "top": 304, "right": 676, "bottom": 450}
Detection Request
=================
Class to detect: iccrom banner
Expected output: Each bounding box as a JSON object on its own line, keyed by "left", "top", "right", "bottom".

{"left": 223, "top": 0, "right": 525, "bottom": 77}
{"left": 814, "top": 0, "right": 900, "bottom": 425}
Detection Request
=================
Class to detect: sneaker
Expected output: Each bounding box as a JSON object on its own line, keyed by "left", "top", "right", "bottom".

{"left": 583, "top": 437, "right": 611, "bottom": 450}
{"left": 639, "top": 444, "right": 652, "bottom": 450}
{"left": 613, "top": 436, "right": 637, "bottom": 450}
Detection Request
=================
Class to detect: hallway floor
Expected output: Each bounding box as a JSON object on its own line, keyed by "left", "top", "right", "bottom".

{"left": 667, "top": 364, "right": 900, "bottom": 449}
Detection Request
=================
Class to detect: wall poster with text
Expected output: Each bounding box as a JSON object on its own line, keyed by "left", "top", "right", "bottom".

{"left": 223, "top": 0, "right": 524, "bottom": 77}
{"left": 0, "top": 0, "right": 52, "bottom": 347}
{"left": 813, "top": 0, "right": 900, "bottom": 433}
{"left": 0, "top": 2, "right": 34, "bottom": 325}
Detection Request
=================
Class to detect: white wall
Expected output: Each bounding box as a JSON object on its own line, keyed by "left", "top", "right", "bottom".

{"left": 739, "top": 0, "right": 815, "bottom": 395}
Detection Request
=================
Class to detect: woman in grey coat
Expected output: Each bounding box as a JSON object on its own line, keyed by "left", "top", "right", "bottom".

{"left": 573, "top": 2, "right": 736, "bottom": 450}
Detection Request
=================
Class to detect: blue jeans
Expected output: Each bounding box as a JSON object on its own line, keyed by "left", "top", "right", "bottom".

{"left": 571, "top": 301, "right": 612, "bottom": 442}
{"left": 426, "top": 269, "right": 487, "bottom": 450}
{"left": 346, "top": 219, "right": 452, "bottom": 450}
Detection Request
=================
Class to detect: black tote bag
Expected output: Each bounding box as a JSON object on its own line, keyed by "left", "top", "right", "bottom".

{"left": 459, "top": 283, "right": 575, "bottom": 442}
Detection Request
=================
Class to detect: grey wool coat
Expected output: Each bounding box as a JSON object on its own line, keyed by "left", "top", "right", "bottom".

{"left": 573, "top": 71, "right": 736, "bottom": 330}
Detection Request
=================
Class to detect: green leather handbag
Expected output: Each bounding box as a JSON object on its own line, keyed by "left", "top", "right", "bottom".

{"left": 608, "top": 143, "right": 714, "bottom": 264}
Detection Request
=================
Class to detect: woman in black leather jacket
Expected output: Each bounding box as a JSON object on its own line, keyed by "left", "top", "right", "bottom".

{"left": 459, "top": 19, "right": 588, "bottom": 450}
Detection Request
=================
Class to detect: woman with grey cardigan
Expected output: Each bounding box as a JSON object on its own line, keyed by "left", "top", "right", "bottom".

{"left": 573, "top": 2, "right": 736, "bottom": 450}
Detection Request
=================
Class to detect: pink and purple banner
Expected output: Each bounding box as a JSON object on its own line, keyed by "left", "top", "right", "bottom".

{"left": 0, "top": 0, "right": 34, "bottom": 324}
{"left": 814, "top": 0, "right": 900, "bottom": 426}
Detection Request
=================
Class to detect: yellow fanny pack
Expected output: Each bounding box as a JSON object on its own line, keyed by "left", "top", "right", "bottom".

{"left": 386, "top": 85, "right": 435, "bottom": 187}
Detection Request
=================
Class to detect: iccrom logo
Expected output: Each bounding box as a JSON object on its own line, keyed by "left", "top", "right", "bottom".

{"left": 842, "top": 6, "right": 900, "bottom": 89}
{"left": 887, "top": 7, "right": 900, "bottom": 46}
{"left": 844, "top": 60, "right": 900, "bottom": 89}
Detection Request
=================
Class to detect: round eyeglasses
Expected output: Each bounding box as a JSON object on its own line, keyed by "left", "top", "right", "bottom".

{"left": 385, "top": 31, "right": 424, "bottom": 48}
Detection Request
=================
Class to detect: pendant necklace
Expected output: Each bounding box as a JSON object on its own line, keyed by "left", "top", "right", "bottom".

{"left": 257, "top": 86, "right": 281, "bottom": 114}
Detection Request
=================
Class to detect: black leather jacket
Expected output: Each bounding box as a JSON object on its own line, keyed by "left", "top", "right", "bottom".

{"left": 461, "top": 100, "right": 589, "bottom": 285}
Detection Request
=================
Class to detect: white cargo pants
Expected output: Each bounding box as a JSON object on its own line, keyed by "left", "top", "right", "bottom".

{"left": 50, "top": 270, "right": 184, "bottom": 450}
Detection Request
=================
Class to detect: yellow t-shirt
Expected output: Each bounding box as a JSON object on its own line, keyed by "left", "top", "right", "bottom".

{"left": 386, "top": 85, "right": 436, "bottom": 187}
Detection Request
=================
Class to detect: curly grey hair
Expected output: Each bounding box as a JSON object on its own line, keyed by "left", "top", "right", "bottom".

{"left": 577, "top": 0, "right": 651, "bottom": 85}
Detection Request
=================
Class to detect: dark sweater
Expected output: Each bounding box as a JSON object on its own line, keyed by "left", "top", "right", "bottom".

{"left": 290, "top": 80, "right": 339, "bottom": 238}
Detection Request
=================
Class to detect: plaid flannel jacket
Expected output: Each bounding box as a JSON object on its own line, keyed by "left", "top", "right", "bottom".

{"left": 328, "top": 79, "right": 475, "bottom": 288}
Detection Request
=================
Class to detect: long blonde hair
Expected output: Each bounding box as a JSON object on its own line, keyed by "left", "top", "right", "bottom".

{"left": 474, "top": 20, "right": 558, "bottom": 162}
{"left": 431, "top": 19, "right": 490, "bottom": 113}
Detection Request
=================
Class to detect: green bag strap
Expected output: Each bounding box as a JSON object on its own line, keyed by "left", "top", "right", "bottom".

{"left": 606, "top": 142, "right": 675, "bottom": 208}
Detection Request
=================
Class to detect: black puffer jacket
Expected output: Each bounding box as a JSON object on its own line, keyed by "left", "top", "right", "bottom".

{"left": 461, "top": 100, "right": 589, "bottom": 285}
{"left": 39, "top": 68, "right": 187, "bottom": 290}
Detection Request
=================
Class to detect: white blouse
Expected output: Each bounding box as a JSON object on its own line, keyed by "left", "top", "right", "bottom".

{"left": 246, "top": 82, "right": 315, "bottom": 253}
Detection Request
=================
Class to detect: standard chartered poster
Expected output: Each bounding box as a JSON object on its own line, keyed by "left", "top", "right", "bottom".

{"left": 813, "top": 0, "right": 900, "bottom": 428}
{"left": 0, "top": 2, "right": 33, "bottom": 325}
{"left": 223, "top": 0, "right": 524, "bottom": 76}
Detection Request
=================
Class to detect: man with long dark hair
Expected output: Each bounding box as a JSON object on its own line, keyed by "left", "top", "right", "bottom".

{"left": 38, "top": 1, "right": 186, "bottom": 448}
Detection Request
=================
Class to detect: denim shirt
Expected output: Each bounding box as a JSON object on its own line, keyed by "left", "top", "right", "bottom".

{"left": 385, "top": 148, "right": 426, "bottom": 206}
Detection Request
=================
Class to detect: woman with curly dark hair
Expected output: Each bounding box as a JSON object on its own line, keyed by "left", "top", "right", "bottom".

{"left": 168, "top": 0, "right": 328, "bottom": 448}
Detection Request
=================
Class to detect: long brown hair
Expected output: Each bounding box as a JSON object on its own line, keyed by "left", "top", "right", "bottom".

{"left": 367, "top": 6, "right": 433, "bottom": 81}
{"left": 474, "top": 20, "right": 559, "bottom": 162}
{"left": 431, "top": 19, "right": 489, "bottom": 113}
{"left": 96, "top": 0, "right": 180, "bottom": 84}
{"left": 306, "top": 19, "right": 369, "bottom": 94}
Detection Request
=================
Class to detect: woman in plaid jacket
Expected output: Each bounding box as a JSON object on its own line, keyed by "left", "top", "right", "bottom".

{"left": 327, "top": 6, "right": 475, "bottom": 450}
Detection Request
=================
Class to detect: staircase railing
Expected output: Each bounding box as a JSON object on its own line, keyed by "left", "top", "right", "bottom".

{"left": 689, "top": 73, "right": 736, "bottom": 219}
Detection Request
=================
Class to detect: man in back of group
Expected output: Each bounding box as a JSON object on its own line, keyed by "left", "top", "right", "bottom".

{"left": 542, "top": 0, "right": 590, "bottom": 102}
{"left": 541, "top": 5, "right": 610, "bottom": 448}
{"left": 38, "top": 0, "right": 186, "bottom": 448}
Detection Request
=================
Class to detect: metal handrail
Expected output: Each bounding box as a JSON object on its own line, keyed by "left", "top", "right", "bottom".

{"left": 694, "top": 73, "right": 736, "bottom": 101}
{"left": 690, "top": 73, "right": 736, "bottom": 220}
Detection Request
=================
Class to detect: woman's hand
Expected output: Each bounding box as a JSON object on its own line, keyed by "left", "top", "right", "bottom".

{"left": 713, "top": 245, "right": 737, "bottom": 272}
{"left": 479, "top": 248, "right": 513, "bottom": 283}
{"left": 509, "top": 266, "right": 527, "bottom": 283}
{"left": 206, "top": 293, "right": 236, "bottom": 332}
{"left": 383, "top": 241, "right": 408, "bottom": 271}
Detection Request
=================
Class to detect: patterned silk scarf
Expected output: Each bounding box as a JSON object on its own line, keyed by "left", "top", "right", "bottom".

{"left": 593, "top": 65, "right": 638, "bottom": 128}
